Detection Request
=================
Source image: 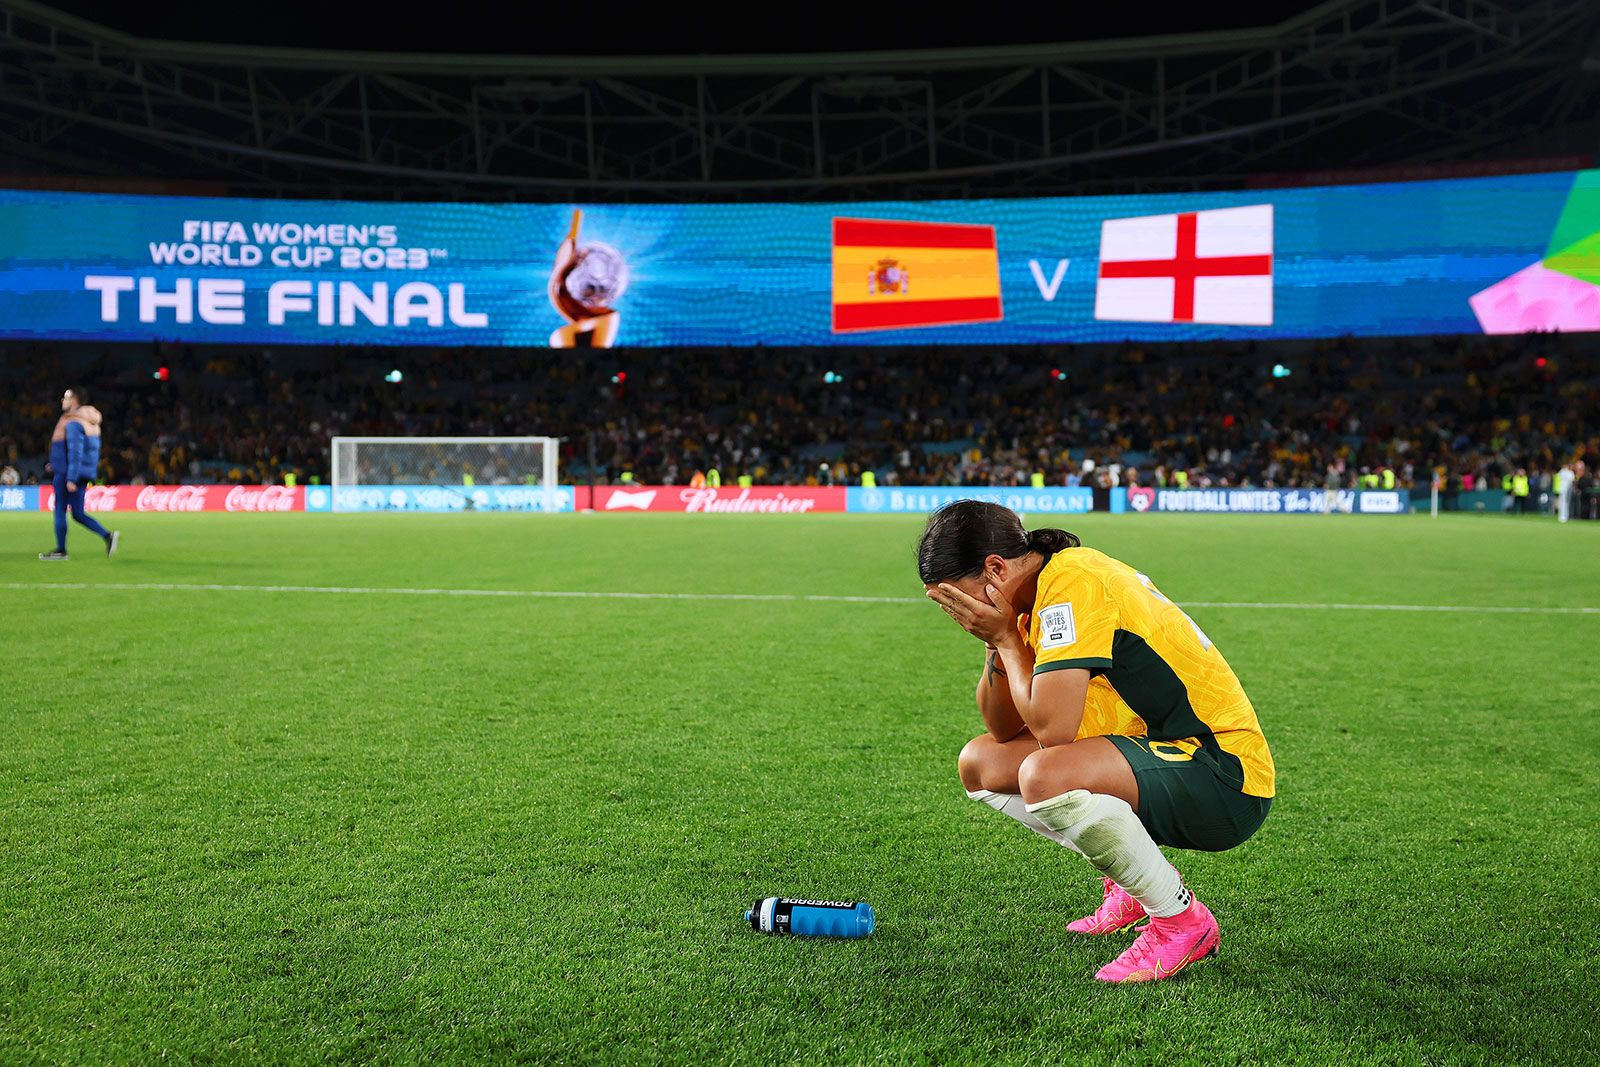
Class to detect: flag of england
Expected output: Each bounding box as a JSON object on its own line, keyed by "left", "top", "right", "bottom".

{"left": 1094, "top": 204, "right": 1274, "bottom": 326}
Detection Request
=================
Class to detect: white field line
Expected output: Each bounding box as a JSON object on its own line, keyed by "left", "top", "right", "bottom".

{"left": 0, "top": 581, "right": 913, "bottom": 604}
{"left": 2, "top": 581, "right": 1597, "bottom": 614}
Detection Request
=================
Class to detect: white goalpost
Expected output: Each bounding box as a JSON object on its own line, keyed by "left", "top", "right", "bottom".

{"left": 330, "top": 436, "right": 560, "bottom": 512}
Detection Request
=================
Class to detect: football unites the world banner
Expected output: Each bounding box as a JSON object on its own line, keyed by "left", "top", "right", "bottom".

{"left": 1, "top": 168, "right": 1598, "bottom": 346}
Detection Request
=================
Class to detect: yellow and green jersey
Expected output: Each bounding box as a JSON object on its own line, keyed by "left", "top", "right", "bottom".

{"left": 1021, "top": 547, "right": 1276, "bottom": 798}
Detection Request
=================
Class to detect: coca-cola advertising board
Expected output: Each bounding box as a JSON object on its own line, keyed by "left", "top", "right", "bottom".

{"left": 38, "top": 484, "right": 306, "bottom": 512}
{"left": 592, "top": 486, "right": 847, "bottom": 513}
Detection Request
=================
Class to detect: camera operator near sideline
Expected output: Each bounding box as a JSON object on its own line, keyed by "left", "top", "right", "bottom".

{"left": 38, "top": 387, "right": 119, "bottom": 562}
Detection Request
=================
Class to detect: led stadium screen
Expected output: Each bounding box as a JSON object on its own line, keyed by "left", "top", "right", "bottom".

{"left": 1, "top": 168, "right": 1597, "bottom": 347}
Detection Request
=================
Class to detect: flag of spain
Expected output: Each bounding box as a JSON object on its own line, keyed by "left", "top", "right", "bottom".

{"left": 831, "top": 218, "right": 1003, "bottom": 333}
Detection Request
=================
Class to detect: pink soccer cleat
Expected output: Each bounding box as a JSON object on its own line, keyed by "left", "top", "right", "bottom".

{"left": 1093, "top": 897, "right": 1220, "bottom": 983}
{"left": 1067, "top": 878, "right": 1148, "bottom": 935}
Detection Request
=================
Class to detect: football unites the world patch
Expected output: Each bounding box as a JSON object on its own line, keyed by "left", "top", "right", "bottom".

{"left": 1038, "top": 603, "right": 1077, "bottom": 649}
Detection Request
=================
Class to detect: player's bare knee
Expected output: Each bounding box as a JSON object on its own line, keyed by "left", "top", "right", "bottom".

{"left": 957, "top": 734, "right": 990, "bottom": 791}
{"left": 1018, "top": 747, "right": 1077, "bottom": 805}
{"left": 959, "top": 733, "right": 1024, "bottom": 792}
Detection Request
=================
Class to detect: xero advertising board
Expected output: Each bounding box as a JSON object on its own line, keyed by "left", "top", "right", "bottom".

{"left": 2, "top": 169, "right": 1598, "bottom": 347}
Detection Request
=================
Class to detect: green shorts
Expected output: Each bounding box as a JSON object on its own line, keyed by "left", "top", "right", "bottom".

{"left": 1104, "top": 735, "right": 1273, "bottom": 853}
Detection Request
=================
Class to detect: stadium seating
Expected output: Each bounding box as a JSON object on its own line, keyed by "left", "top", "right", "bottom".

{"left": 1, "top": 333, "right": 1593, "bottom": 492}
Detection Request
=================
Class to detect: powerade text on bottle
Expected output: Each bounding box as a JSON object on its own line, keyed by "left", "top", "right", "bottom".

{"left": 745, "top": 898, "right": 875, "bottom": 938}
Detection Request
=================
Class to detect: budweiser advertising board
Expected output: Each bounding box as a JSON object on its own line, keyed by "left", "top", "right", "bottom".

{"left": 590, "top": 486, "right": 847, "bottom": 513}
{"left": 38, "top": 484, "right": 306, "bottom": 512}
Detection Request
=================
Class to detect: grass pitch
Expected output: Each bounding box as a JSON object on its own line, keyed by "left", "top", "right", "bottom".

{"left": 2, "top": 511, "right": 1598, "bottom": 1065}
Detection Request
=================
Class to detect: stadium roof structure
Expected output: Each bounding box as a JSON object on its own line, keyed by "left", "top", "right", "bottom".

{"left": 1, "top": 0, "right": 1598, "bottom": 201}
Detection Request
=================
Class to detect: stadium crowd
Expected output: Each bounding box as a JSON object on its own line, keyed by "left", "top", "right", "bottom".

{"left": 0, "top": 333, "right": 1595, "bottom": 499}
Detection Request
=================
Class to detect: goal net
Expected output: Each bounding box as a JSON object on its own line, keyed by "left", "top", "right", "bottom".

{"left": 330, "top": 436, "right": 560, "bottom": 512}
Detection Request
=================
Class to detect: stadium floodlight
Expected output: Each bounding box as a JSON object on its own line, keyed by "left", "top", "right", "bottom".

{"left": 330, "top": 436, "right": 560, "bottom": 513}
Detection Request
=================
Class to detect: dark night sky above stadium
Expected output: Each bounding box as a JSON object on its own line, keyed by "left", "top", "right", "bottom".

{"left": 45, "top": 1, "right": 1292, "bottom": 54}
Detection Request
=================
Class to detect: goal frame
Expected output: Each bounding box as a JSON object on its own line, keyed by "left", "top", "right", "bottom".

{"left": 330, "top": 435, "right": 560, "bottom": 513}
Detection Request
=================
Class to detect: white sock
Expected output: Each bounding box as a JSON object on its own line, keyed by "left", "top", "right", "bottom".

{"left": 1025, "top": 790, "right": 1192, "bottom": 918}
{"left": 966, "top": 789, "right": 1084, "bottom": 855}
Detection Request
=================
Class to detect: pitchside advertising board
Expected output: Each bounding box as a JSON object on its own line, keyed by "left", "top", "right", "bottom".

{"left": 1124, "top": 488, "right": 1410, "bottom": 514}
{"left": 848, "top": 487, "right": 1095, "bottom": 514}
{"left": 4, "top": 169, "right": 1600, "bottom": 346}
{"left": 27, "top": 485, "right": 310, "bottom": 512}
{"left": 327, "top": 485, "right": 570, "bottom": 513}
{"left": 5, "top": 484, "right": 1410, "bottom": 514}
{"left": 0, "top": 487, "right": 39, "bottom": 511}
{"left": 329, "top": 485, "right": 846, "bottom": 512}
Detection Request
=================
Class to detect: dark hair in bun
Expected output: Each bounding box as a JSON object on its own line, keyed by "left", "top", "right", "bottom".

{"left": 916, "top": 500, "right": 1079, "bottom": 584}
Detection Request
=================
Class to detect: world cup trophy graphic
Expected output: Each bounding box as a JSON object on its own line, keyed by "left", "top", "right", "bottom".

{"left": 549, "top": 209, "right": 627, "bottom": 348}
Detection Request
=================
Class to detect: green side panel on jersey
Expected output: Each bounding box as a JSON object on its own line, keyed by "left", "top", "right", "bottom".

{"left": 1104, "top": 630, "right": 1247, "bottom": 791}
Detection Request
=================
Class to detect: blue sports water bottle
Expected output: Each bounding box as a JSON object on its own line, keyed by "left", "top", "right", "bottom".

{"left": 746, "top": 897, "right": 875, "bottom": 938}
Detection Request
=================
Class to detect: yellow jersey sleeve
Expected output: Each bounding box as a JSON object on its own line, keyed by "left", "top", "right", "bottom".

{"left": 1030, "top": 561, "right": 1116, "bottom": 675}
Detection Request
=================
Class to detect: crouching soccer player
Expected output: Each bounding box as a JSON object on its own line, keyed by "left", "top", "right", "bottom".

{"left": 920, "top": 501, "right": 1274, "bottom": 983}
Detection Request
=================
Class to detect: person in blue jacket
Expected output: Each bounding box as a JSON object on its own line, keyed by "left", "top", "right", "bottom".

{"left": 39, "top": 387, "right": 119, "bottom": 561}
